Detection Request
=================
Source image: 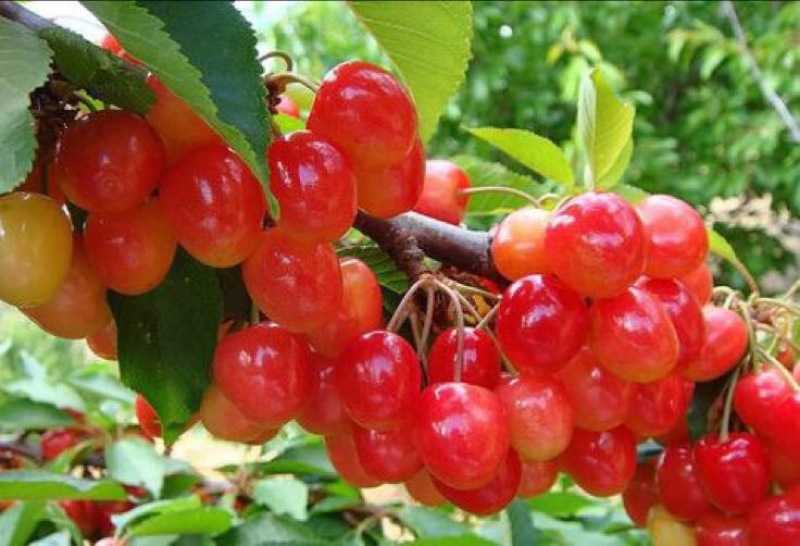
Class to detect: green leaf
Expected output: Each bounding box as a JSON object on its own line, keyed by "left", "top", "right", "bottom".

{"left": 0, "top": 501, "right": 46, "bottom": 546}
{"left": 505, "top": 500, "right": 537, "bottom": 546}
{"left": 128, "top": 507, "right": 232, "bottom": 537}
{"left": 83, "top": 1, "right": 274, "bottom": 213}
{"left": 349, "top": 1, "right": 473, "bottom": 142}
{"left": 527, "top": 491, "right": 599, "bottom": 517}
{"left": 612, "top": 183, "right": 650, "bottom": 205}
{"left": 0, "top": 471, "right": 126, "bottom": 501}
{"left": 465, "top": 127, "right": 575, "bottom": 187}
{"left": 106, "top": 437, "right": 167, "bottom": 497}
{"left": 707, "top": 226, "right": 758, "bottom": 293}
{"left": 596, "top": 139, "right": 633, "bottom": 189}
{"left": 109, "top": 249, "right": 223, "bottom": 445}
{"left": 396, "top": 507, "right": 470, "bottom": 538}
{"left": 28, "top": 530, "right": 71, "bottom": 546}
{"left": 113, "top": 495, "right": 200, "bottom": 530}
{"left": 38, "top": 27, "right": 153, "bottom": 113}
{"left": 217, "top": 513, "right": 326, "bottom": 546}
{"left": 406, "top": 538, "right": 496, "bottom": 546}
{"left": 253, "top": 477, "right": 309, "bottom": 521}
{"left": 577, "top": 68, "right": 635, "bottom": 185}
{"left": 4, "top": 378, "right": 86, "bottom": 412}
{"left": 66, "top": 371, "right": 136, "bottom": 404}
{"left": 274, "top": 113, "right": 305, "bottom": 134}
{"left": 338, "top": 245, "right": 408, "bottom": 295}
{"left": 0, "top": 18, "right": 52, "bottom": 193}
{"left": 0, "top": 398, "right": 74, "bottom": 431}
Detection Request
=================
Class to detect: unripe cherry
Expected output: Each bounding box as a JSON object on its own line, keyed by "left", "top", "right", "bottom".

{"left": 491, "top": 207, "right": 551, "bottom": 281}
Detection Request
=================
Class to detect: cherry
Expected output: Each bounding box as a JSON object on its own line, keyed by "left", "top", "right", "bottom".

{"left": 517, "top": 459, "right": 558, "bottom": 499}
{"left": 768, "top": 441, "right": 800, "bottom": 490}
{"left": 135, "top": 395, "right": 161, "bottom": 440}
{"left": 495, "top": 374, "right": 574, "bottom": 461}
{"left": 747, "top": 490, "right": 800, "bottom": 545}
{"left": 680, "top": 307, "right": 748, "bottom": 382}
{"left": 160, "top": 143, "right": 266, "bottom": 268}
{"left": 41, "top": 428, "right": 80, "bottom": 460}
{"left": 17, "top": 155, "right": 65, "bottom": 203}
{"left": 243, "top": 229, "right": 342, "bottom": 333}
{"left": 636, "top": 194, "right": 708, "bottom": 278}
{"left": 54, "top": 110, "right": 165, "bottom": 212}
{"left": 433, "top": 450, "right": 521, "bottom": 515}
{"left": 405, "top": 468, "right": 447, "bottom": 507}
{"left": 590, "top": 286, "right": 679, "bottom": 383}
{"left": 95, "top": 500, "right": 134, "bottom": 537}
{"left": 545, "top": 191, "right": 646, "bottom": 298}
{"left": 655, "top": 418, "right": 691, "bottom": 447}
{"left": 427, "top": 327, "right": 501, "bottom": 388}
{"left": 199, "top": 384, "right": 269, "bottom": 443}
{"left": 87, "top": 319, "right": 118, "bottom": 361}
{"left": 212, "top": 322, "right": 310, "bottom": 427}
{"left": 84, "top": 199, "right": 177, "bottom": 296}
{"left": 308, "top": 61, "right": 418, "bottom": 169}
{"left": 647, "top": 505, "right": 699, "bottom": 545}
{"left": 275, "top": 96, "right": 300, "bottom": 118}
{"left": 693, "top": 432, "right": 770, "bottom": 514}
{"left": 495, "top": 274, "right": 589, "bottom": 375}
{"left": 23, "top": 236, "right": 111, "bottom": 339}
{"left": 354, "top": 137, "right": 425, "bottom": 219}
{"left": 268, "top": 130, "right": 357, "bottom": 243}
{"left": 695, "top": 512, "right": 747, "bottom": 546}
{"left": 413, "top": 160, "right": 470, "bottom": 225}
{"left": 625, "top": 375, "right": 690, "bottom": 438}
{"left": 491, "top": 207, "right": 551, "bottom": 281}
{"left": 0, "top": 192, "right": 73, "bottom": 308}
{"left": 324, "top": 433, "right": 380, "bottom": 488}
{"left": 296, "top": 353, "right": 350, "bottom": 436}
{"left": 305, "top": 258, "right": 383, "bottom": 358}
{"left": 353, "top": 425, "right": 422, "bottom": 483}
{"left": 558, "top": 427, "right": 636, "bottom": 497}
{"left": 733, "top": 367, "right": 792, "bottom": 439}
{"left": 335, "top": 331, "right": 421, "bottom": 431}
{"left": 679, "top": 262, "right": 714, "bottom": 305}
{"left": 656, "top": 443, "right": 712, "bottom": 521}
{"left": 61, "top": 500, "right": 98, "bottom": 537}
{"left": 622, "top": 461, "right": 659, "bottom": 527}
{"left": 769, "top": 392, "right": 800, "bottom": 460}
{"left": 413, "top": 382, "right": 509, "bottom": 490}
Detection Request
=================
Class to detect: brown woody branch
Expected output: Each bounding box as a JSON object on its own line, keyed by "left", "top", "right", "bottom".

{"left": 0, "top": 1, "right": 53, "bottom": 31}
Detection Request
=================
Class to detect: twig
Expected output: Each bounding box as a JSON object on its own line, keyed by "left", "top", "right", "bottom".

{"left": 0, "top": 1, "right": 54, "bottom": 31}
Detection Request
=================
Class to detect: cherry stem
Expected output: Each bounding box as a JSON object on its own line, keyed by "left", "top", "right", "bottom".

{"left": 755, "top": 298, "right": 800, "bottom": 316}
{"left": 453, "top": 291, "right": 514, "bottom": 374}
{"left": 265, "top": 71, "right": 320, "bottom": 94}
{"left": 446, "top": 279, "right": 500, "bottom": 300}
{"left": 249, "top": 302, "right": 260, "bottom": 326}
{"left": 736, "top": 300, "right": 760, "bottom": 370}
{"left": 757, "top": 347, "right": 800, "bottom": 391}
{"left": 409, "top": 313, "right": 428, "bottom": 382}
{"left": 719, "top": 366, "right": 742, "bottom": 442}
{"left": 435, "top": 280, "right": 465, "bottom": 383}
{"left": 258, "top": 50, "right": 294, "bottom": 72}
{"left": 386, "top": 275, "right": 433, "bottom": 333}
{"left": 786, "top": 279, "right": 800, "bottom": 299}
{"left": 419, "top": 285, "right": 436, "bottom": 360}
{"left": 458, "top": 186, "right": 541, "bottom": 207}
{"left": 476, "top": 304, "right": 499, "bottom": 330}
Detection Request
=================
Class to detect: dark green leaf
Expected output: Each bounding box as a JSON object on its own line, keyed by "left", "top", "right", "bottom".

{"left": 339, "top": 245, "right": 408, "bottom": 294}
{"left": 0, "top": 501, "right": 46, "bottom": 546}
{"left": 0, "top": 398, "right": 74, "bottom": 431}
{"left": 405, "top": 538, "right": 496, "bottom": 546}
{"left": 0, "top": 471, "right": 126, "bottom": 501}
{"left": 708, "top": 226, "right": 758, "bottom": 293}
{"left": 687, "top": 374, "right": 730, "bottom": 441}
{"left": 106, "top": 437, "right": 167, "bottom": 497}
{"left": 505, "top": 499, "right": 537, "bottom": 546}
{"left": 217, "top": 513, "right": 326, "bottom": 546}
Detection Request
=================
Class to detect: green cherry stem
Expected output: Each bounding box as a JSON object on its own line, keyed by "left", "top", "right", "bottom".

{"left": 719, "top": 366, "right": 742, "bottom": 442}
{"left": 457, "top": 186, "right": 541, "bottom": 207}
{"left": 756, "top": 347, "right": 800, "bottom": 391}
{"left": 386, "top": 274, "right": 433, "bottom": 333}
{"left": 736, "top": 300, "right": 759, "bottom": 371}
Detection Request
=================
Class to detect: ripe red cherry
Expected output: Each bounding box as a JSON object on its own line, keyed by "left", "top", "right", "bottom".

{"left": 680, "top": 307, "right": 748, "bottom": 382}
{"left": 590, "top": 287, "right": 679, "bottom": 383}
{"left": 84, "top": 199, "right": 177, "bottom": 296}
{"left": 559, "top": 427, "right": 637, "bottom": 497}
{"left": 324, "top": 433, "right": 380, "bottom": 488}
{"left": 41, "top": 428, "right": 80, "bottom": 460}
{"left": 545, "top": 191, "right": 646, "bottom": 298}
{"left": 268, "top": 131, "right": 357, "bottom": 243}
{"left": 305, "top": 258, "right": 383, "bottom": 358}
{"left": 769, "top": 392, "right": 800, "bottom": 460}
{"left": 517, "top": 458, "right": 558, "bottom": 499}
{"left": 556, "top": 346, "right": 634, "bottom": 431}
{"left": 495, "top": 274, "right": 589, "bottom": 375}
{"left": 61, "top": 500, "right": 99, "bottom": 537}
{"left": 87, "top": 319, "right": 118, "bottom": 360}
{"left": 296, "top": 353, "right": 350, "bottom": 436}
{"left": 355, "top": 137, "right": 425, "bottom": 219}
{"left": 212, "top": 322, "right": 310, "bottom": 427}
{"left": 160, "top": 143, "right": 266, "bottom": 268}
{"left": 405, "top": 468, "right": 447, "bottom": 507}
{"left": 622, "top": 461, "right": 659, "bottom": 527}
{"left": 413, "top": 160, "right": 470, "bottom": 225}
{"left": 335, "top": 331, "right": 421, "bottom": 431}
{"left": 308, "top": 61, "right": 418, "bottom": 169}
{"left": 275, "top": 95, "right": 300, "bottom": 118}
{"left": 17, "top": 156, "right": 65, "bottom": 204}
{"left": 243, "top": 229, "right": 342, "bottom": 333}
{"left": 625, "top": 375, "right": 690, "bottom": 438}
{"left": 733, "top": 367, "right": 792, "bottom": 438}
{"left": 414, "top": 382, "right": 509, "bottom": 489}
{"left": 427, "top": 327, "right": 501, "bottom": 389}
{"left": 679, "top": 262, "right": 714, "bottom": 305}
{"left": 135, "top": 395, "right": 162, "bottom": 440}
{"left": 695, "top": 512, "right": 747, "bottom": 546}
{"left": 54, "top": 110, "right": 165, "bottom": 212}
{"left": 495, "top": 375, "right": 574, "bottom": 461}
{"left": 768, "top": 441, "right": 800, "bottom": 490}
{"left": 433, "top": 450, "right": 522, "bottom": 515}
{"left": 693, "top": 432, "right": 770, "bottom": 514}
{"left": 491, "top": 207, "right": 551, "bottom": 281}
{"left": 656, "top": 443, "right": 712, "bottom": 521}
{"left": 747, "top": 490, "right": 800, "bottom": 545}
{"left": 199, "top": 384, "right": 269, "bottom": 443}
{"left": 353, "top": 425, "right": 422, "bottom": 483}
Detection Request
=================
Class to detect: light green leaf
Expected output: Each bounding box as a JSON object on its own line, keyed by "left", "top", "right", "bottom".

{"left": 612, "top": 183, "right": 650, "bottom": 204}
{"left": 708, "top": 226, "right": 758, "bottom": 293}
{"left": 4, "top": 378, "right": 86, "bottom": 412}
{"left": 349, "top": 1, "right": 473, "bottom": 142}
{"left": 274, "top": 113, "right": 305, "bottom": 134}
{"left": 527, "top": 491, "right": 599, "bottom": 517}
{"left": 128, "top": 507, "right": 232, "bottom": 537}
{"left": 66, "top": 371, "right": 136, "bottom": 404}
{"left": 396, "top": 507, "right": 470, "bottom": 538}
{"left": 106, "top": 437, "right": 167, "bottom": 497}
{"left": 0, "top": 398, "right": 75, "bottom": 431}
{"left": 406, "top": 538, "right": 496, "bottom": 546}
{"left": 596, "top": 139, "right": 633, "bottom": 189}
{"left": 0, "top": 501, "right": 46, "bottom": 546}
{"left": 28, "top": 530, "right": 71, "bottom": 546}
{"left": 253, "top": 477, "right": 309, "bottom": 521}
{"left": 113, "top": 495, "right": 200, "bottom": 530}
{"left": 0, "top": 471, "right": 126, "bottom": 501}
{"left": 466, "top": 127, "right": 574, "bottom": 187}
{"left": 0, "top": 18, "right": 52, "bottom": 193}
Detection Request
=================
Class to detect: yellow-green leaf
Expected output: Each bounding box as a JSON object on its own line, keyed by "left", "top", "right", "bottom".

{"left": 708, "top": 226, "right": 759, "bottom": 293}
{"left": 597, "top": 139, "right": 633, "bottom": 189}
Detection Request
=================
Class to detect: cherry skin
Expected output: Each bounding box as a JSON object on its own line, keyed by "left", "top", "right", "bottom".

{"left": 747, "top": 490, "right": 800, "bottom": 546}
{"left": 558, "top": 427, "right": 637, "bottom": 497}
{"left": 54, "top": 110, "right": 165, "bottom": 212}
{"left": 517, "top": 458, "right": 558, "bottom": 499}
{"left": 41, "top": 428, "right": 80, "bottom": 460}
{"left": 433, "top": 450, "right": 522, "bottom": 515}
{"left": 427, "top": 327, "right": 501, "bottom": 389}
{"left": 625, "top": 374, "right": 690, "bottom": 438}
{"left": 275, "top": 95, "right": 300, "bottom": 118}
{"left": 199, "top": 384, "right": 268, "bottom": 443}
{"left": 268, "top": 130, "right": 357, "bottom": 243}
{"left": 84, "top": 199, "right": 177, "bottom": 296}
{"left": 0, "top": 192, "right": 73, "bottom": 308}
{"left": 656, "top": 443, "right": 712, "bottom": 521}
{"left": 405, "top": 468, "right": 447, "bottom": 507}
{"left": 212, "top": 322, "right": 310, "bottom": 427}
{"left": 324, "top": 433, "right": 380, "bottom": 488}
{"left": 545, "top": 191, "right": 646, "bottom": 298}
{"left": 622, "top": 460, "right": 659, "bottom": 528}
{"left": 61, "top": 500, "right": 98, "bottom": 537}
{"left": 17, "top": 155, "right": 65, "bottom": 203}
{"left": 495, "top": 374, "right": 574, "bottom": 461}
{"left": 679, "top": 262, "right": 714, "bottom": 305}
{"left": 413, "top": 382, "right": 509, "bottom": 490}
{"left": 733, "top": 367, "right": 792, "bottom": 439}
{"left": 491, "top": 207, "right": 551, "bottom": 281}
{"left": 768, "top": 392, "right": 800, "bottom": 460}
{"left": 335, "top": 331, "right": 421, "bottom": 431}
{"left": 87, "top": 319, "right": 118, "bottom": 361}
{"left": 135, "top": 395, "right": 162, "bottom": 440}
{"left": 695, "top": 512, "right": 747, "bottom": 546}
{"left": 680, "top": 307, "right": 748, "bottom": 382}
{"left": 355, "top": 137, "right": 425, "bottom": 219}
{"left": 308, "top": 61, "right": 418, "bottom": 169}
{"left": 23, "top": 236, "right": 112, "bottom": 339}
{"left": 768, "top": 441, "right": 800, "bottom": 490}
{"left": 495, "top": 274, "right": 589, "bottom": 375}
{"left": 590, "top": 286, "right": 679, "bottom": 383}
{"left": 352, "top": 425, "right": 422, "bottom": 483}
{"left": 413, "top": 160, "right": 471, "bottom": 225}
{"left": 693, "top": 432, "right": 771, "bottom": 515}
{"left": 243, "top": 228, "right": 342, "bottom": 333}
{"left": 647, "top": 505, "right": 699, "bottom": 545}
{"left": 296, "top": 353, "right": 350, "bottom": 436}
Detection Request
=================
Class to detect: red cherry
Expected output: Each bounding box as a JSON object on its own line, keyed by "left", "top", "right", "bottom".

{"left": 353, "top": 425, "right": 422, "bottom": 483}
{"left": 769, "top": 392, "right": 800, "bottom": 460}
{"left": 405, "top": 468, "right": 447, "bottom": 507}
{"left": 656, "top": 443, "right": 712, "bottom": 521}
{"left": 590, "top": 287, "right": 679, "bottom": 383}
{"left": 95, "top": 500, "right": 133, "bottom": 537}
{"left": 625, "top": 375, "right": 690, "bottom": 438}
{"left": 695, "top": 512, "right": 747, "bottom": 546}
{"left": 495, "top": 274, "right": 589, "bottom": 375}
{"left": 135, "top": 395, "right": 161, "bottom": 440}
{"left": 414, "top": 382, "right": 509, "bottom": 490}
{"left": 60, "top": 500, "right": 98, "bottom": 537}
{"left": 275, "top": 95, "right": 300, "bottom": 118}
{"left": 296, "top": 353, "right": 350, "bottom": 436}
{"left": 413, "top": 160, "right": 470, "bottom": 225}
{"left": 679, "top": 262, "right": 714, "bottom": 305}
{"left": 545, "top": 191, "right": 646, "bottom": 298}
{"left": 747, "top": 490, "right": 800, "bottom": 545}
{"left": 17, "top": 155, "right": 65, "bottom": 203}
{"left": 308, "top": 61, "right": 417, "bottom": 169}
{"left": 622, "top": 461, "right": 659, "bottom": 527}
{"left": 693, "top": 432, "right": 771, "bottom": 514}
{"left": 41, "top": 428, "right": 79, "bottom": 460}
{"left": 212, "top": 322, "right": 310, "bottom": 427}
{"left": 243, "top": 229, "right": 342, "bottom": 333}
{"left": 355, "top": 137, "right": 425, "bottom": 219}
{"left": 54, "top": 110, "right": 165, "bottom": 212}
{"left": 427, "top": 327, "right": 501, "bottom": 389}
{"left": 681, "top": 307, "right": 748, "bottom": 382}
{"left": 655, "top": 418, "right": 692, "bottom": 448}
{"left": 491, "top": 207, "right": 551, "bottom": 281}
{"left": 199, "top": 384, "right": 267, "bottom": 443}
{"left": 768, "top": 441, "right": 800, "bottom": 490}
{"left": 324, "top": 433, "right": 381, "bottom": 488}
{"left": 87, "top": 319, "right": 118, "bottom": 360}
{"left": 559, "top": 427, "right": 637, "bottom": 497}
{"left": 99, "top": 32, "right": 123, "bottom": 55}
{"left": 517, "top": 459, "right": 558, "bottom": 499}
{"left": 268, "top": 131, "right": 357, "bottom": 243}
{"left": 733, "top": 367, "right": 792, "bottom": 438}
{"left": 495, "top": 374, "right": 574, "bottom": 461}
{"left": 433, "top": 450, "right": 521, "bottom": 515}
{"left": 335, "top": 331, "right": 421, "bottom": 431}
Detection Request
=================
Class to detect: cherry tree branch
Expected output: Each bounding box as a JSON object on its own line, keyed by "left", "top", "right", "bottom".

{"left": 0, "top": 1, "right": 54, "bottom": 31}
